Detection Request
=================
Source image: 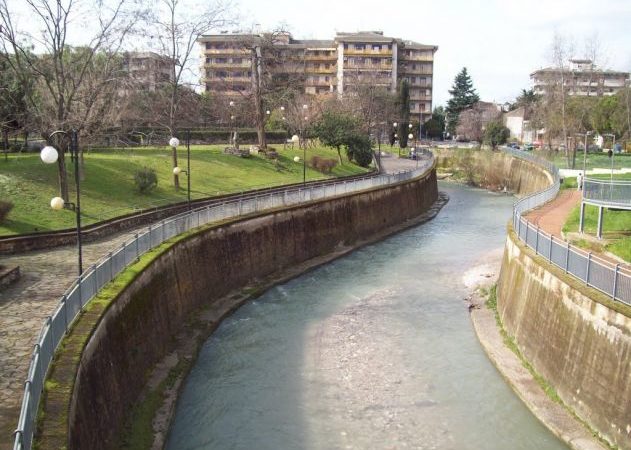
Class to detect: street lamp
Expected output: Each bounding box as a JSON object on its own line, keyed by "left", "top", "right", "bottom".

{"left": 578, "top": 131, "right": 594, "bottom": 177}
{"left": 40, "top": 129, "right": 83, "bottom": 276}
{"left": 171, "top": 130, "right": 191, "bottom": 209}
{"left": 302, "top": 104, "right": 308, "bottom": 185}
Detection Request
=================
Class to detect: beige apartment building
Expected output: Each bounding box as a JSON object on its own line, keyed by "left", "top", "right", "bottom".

{"left": 198, "top": 31, "right": 437, "bottom": 123}
{"left": 122, "top": 51, "right": 174, "bottom": 91}
{"left": 531, "top": 59, "right": 629, "bottom": 97}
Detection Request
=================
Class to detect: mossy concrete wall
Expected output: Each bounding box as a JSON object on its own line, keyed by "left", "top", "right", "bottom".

{"left": 433, "top": 148, "right": 552, "bottom": 195}
{"left": 54, "top": 170, "right": 438, "bottom": 450}
{"left": 498, "top": 231, "right": 631, "bottom": 450}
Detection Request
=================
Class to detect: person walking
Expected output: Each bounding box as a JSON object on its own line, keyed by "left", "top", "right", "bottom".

{"left": 577, "top": 172, "right": 583, "bottom": 191}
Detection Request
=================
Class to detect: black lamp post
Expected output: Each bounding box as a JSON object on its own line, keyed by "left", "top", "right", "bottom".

{"left": 40, "top": 129, "right": 82, "bottom": 275}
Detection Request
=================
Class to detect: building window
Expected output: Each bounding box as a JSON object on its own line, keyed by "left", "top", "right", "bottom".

{"left": 325, "top": 76, "right": 330, "bottom": 82}
{"left": 205, "top": 42, "right": 212, "bottom": 49}
{"left": 355, "top": 44, "right": 365, "bottom": 50}
{"left": 344, "top": 43, "right": 348, "bottom": 49}
{"left": 372, "top": 44, "right": 381, "bottom": 51}
{"left": 232, "top": 58, "right": 242, "bottom": 64}
{"left": 372, "top": 58, "right": 380, "bottom": 65}
{"left": 425, "top": 89, "right": 430, "bottom": 96}
{"left": 388, "top": 44, "right": 392, "bottom": 50}
{"left": 411, "top": 76, "right": 416, "bottom": 83}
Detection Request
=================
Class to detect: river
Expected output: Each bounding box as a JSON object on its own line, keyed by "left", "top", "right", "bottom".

{"left": 166, "top": 183, "right": 567, "bottom": 450}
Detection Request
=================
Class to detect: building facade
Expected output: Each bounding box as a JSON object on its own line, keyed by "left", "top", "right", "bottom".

{"left": 531, "top": 59, "right": 629, "bottom": 97}
{"left": 198, "top": 31, "right": 437, "bottom": 123}
{"left": 122, "top": 51, "right": 174, "bottom": 91}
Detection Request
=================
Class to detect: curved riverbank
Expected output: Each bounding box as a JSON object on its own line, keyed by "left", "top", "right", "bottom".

{"left": 35, "top": 167, "right": 440, "bottom": 450}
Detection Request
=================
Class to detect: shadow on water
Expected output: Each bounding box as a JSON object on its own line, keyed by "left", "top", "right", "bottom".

{"left": 166, "top": 183, "right": 568, "bottom": 450}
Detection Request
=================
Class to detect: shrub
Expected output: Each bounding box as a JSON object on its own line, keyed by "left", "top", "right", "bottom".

{"left": 134, "top": 167, "right": 158, "bottom": 193}
{"left": 0, "top": 200, "right": 13, "bottom": 223}
{"left": 345, "top": 133, "right": 373, "bottom": 168}
{"left": 310, "top": 156, "right": 337, "bottom": 173}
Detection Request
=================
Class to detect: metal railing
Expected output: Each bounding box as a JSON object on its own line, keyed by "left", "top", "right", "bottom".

{"left": 583, "top": 177, "right": 631, "bottom": 210}
{"left": 505, "top": 147, "right": 631, "bottom": 306}
{"left": 12, "top": 160, "right": 434, "bottom": 450}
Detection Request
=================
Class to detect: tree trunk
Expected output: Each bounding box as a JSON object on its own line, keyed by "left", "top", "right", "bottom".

{"left": 57, "top": 149, "right": 70, "bottom": 202}
{"left": 252, "top": 48, "right": 266, "bottom": 150}
{"left": 2, "top": 129, "right": 8, "bottom": 161}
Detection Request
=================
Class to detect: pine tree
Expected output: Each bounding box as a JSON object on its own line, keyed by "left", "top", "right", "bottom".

{"left": 445, "top": 67, "right": 480, "bottom": 135}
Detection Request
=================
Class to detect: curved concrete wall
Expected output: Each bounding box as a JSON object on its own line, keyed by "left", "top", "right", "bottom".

{"left": 434, "top": 149, "right": 553, "bottom": 195}
{"left": 498, "top": 232, "right": 631, "bottom": 449}
{"left": 44, "top": 170, "right": 438, "bottom": 449}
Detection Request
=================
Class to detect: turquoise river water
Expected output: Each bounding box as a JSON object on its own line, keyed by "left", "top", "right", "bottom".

{"left": 166, "top": 183, "right": 568, "bottom": 450}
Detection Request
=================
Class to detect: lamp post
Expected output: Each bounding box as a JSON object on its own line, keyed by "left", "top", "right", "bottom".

{"left": 40, "top": 129, "right": 82, "bottom": 275}
{"left": 171, "top": 131, "right": 191, "bottom": 209}
{"left": 229, "top": 100, "right": 236, "bottom": 148}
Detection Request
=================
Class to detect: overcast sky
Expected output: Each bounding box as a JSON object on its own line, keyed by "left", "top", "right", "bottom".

{"left": 234, "top": 0, "right": 631, "bottom": 107}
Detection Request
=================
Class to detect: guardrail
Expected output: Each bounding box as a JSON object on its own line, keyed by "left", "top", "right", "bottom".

{"left": 583, "top": 177, "right": 631, "bottom": 210}
{"left": 505, "top": 147, "right": 631, "bottom": 306}
{"left": 12, "top": 158, "right": 434, "bottom": 450}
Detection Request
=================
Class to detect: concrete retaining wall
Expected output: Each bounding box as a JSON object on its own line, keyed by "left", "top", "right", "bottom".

{"left": 498, "top": 229, "right": 631, "bottom": 449}
{"left": 434, "top": 148, "right": 552, "bottom": 195}
{"left": 39, "top": 169, "right": 438, "bottom": 450}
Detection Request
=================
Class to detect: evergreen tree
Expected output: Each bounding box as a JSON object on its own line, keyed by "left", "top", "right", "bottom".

{"left": 397, "top": 80, "right": 411, "bottom": 148}
{"left": 445, "top": 67, "right": 480, "bottom": 135}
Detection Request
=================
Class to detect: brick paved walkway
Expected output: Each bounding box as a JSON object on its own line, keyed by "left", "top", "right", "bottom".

{"left": 0, "top": 159, "right": 431, "bottom": 449}
{"left": 0, "top": 224, "right": 151, "bottom": 449}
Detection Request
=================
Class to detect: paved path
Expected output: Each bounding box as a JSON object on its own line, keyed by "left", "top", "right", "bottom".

{"left": 0, "top": 224, "right": 150, "bottom": 449}
{"left": 525, "top": 189, "right": 581, "bottom": 237}
{"left": 0, "top": 157, "right": 432, "bottom": 449}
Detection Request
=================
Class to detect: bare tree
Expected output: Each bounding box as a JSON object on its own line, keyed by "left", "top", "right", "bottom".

{"left": 0, "top": 0, "right": 143, "bottom": 201}
{"left": 150, "top": 0, "right": 232, "bottom": 188}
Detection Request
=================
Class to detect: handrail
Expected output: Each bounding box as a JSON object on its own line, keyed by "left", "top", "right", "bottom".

{"left": 11, "top": 157, "right": 435, "bottom": 450}
{"left": 504, "top": 147, "right": 630, "bottom": 307}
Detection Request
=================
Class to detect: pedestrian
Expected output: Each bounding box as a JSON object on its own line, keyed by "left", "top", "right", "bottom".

{"left": 577, "top": 172, "right": 583, "bottom": 191}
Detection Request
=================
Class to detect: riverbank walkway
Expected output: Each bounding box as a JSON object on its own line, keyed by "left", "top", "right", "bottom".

{"left": 0, "top": 155, "right": 429, "bottom": 450}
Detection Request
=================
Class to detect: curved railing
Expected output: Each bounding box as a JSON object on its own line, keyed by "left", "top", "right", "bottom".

{"left": 583, "top": 177, "right": 631, "bottom": 210}
{"left": 505, "top": 147, "right": 631, "bottom": 306}
{"left": 12, "top": 158, "right": 435, "bottom": 450}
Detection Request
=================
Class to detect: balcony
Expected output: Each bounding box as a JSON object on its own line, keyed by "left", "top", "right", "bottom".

{"left": 344, "top": 63, "right": 393, "bottom": 71}
{"left": 203, "top": 48, "right": 250, "bottom": 55}
{"left": 304, "top": 53, "right": 337, "bottom": 61}
{"left": 306, "top": 66, "right": 336, "bottom": 74}
{"left": 204, "top": 62, "right": 251, "bottom": 69}
{"left": 205, "top": 76, "right": 252, "bottom": 83}
{"left": 344, "top": 48, "right": 393, "bottom": 56}
{"left": 306, "top": 79, "right": 336, "bottom": 87}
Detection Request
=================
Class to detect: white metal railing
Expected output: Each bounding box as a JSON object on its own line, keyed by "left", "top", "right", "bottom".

{"left": 505, "top": 147, "right": 631, "bottom": 306}
{"left": 12, "top": 160, "right": 434, "bottom": 450}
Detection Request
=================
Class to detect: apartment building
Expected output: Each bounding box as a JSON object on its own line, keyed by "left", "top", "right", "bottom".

{"left": 531, "top": 59, "right": 629, "bottom": 97}
{"left": 122, "top": 52, "right": 173, "bottom": 91}
{"left": 198, "top": 31, "right": 437, "bottom": 123}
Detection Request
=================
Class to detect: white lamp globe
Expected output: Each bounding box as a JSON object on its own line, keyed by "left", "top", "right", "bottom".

{"left": 40, "top": 146, "right": 59, "bottom": 164}
{"left": 266, "top": 110, "right": 271, "bottom": 115}
{"left": 293, "top": 156, "right": 300, "bottom": 162}
{"left": 291, "top": 134, "right": 300, "bottom": 143}
{"left": 280, "top": 106, "right": 285, "bottom": 111}
{"left": 169, "top": 137, "right": 180, "bottom": 148}
{"left": 394, "top": 133, "right": 398, "bottom": 138}
{"left": 302, "top": 104, "right": 308, "bottom": 109}
{"left": 409, "top": 123, "right": 413, "bottom": 129}
{"left": 393, "top": 122, "right": 398, "bottom": 127}
{"left": 50, "top": 197, "right": 65, "bottom": 210}
{"left": 230, "top": 115, "right": 235, "bottom": 120}
{"left": 229, "top": 101, "right": 235, "bottom": 107}
{"left": 173, "top": 166, "right": 182, "bottom": 175}
{"left": 408, "top": 133, "right": 414, "bottom": 139}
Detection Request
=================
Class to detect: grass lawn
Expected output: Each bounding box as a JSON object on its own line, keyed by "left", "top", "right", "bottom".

{"left": 563, "top": 203, "right": 631, "bottom": 262}
{"left": 541, "top": 150, "right": 631, "bottom": 171}
{"left": 0, "top": 144, "right": 370, "bottom": 236}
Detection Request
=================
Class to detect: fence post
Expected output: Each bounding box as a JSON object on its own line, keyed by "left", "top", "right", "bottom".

{"left": 61, "top": 295, "right": 68, "bottom": 331}
{"left": 612, "top": 264, "right": 619, "bottom": 300}
{"left": 565, "top": 241, "right": 570, "bottom": 273}
{"left": 585, "top": 252, "right": 592, "bottom": 285}
{"left": 46, "top": 316, "right": 54, "bottom": 356}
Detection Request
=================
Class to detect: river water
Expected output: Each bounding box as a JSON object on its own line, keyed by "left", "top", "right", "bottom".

{"left": 166, "top": 183, "right": 567, "bottom": 450}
